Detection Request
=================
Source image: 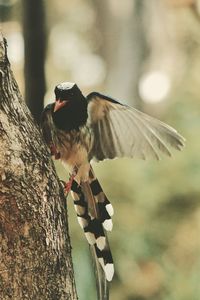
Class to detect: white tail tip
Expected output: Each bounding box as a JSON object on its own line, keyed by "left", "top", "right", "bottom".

{"left": 103, "top": 219, "right": 113, "bottom": 231}
{"left": 96, "top": 236, "right": 106, "bottom": 250}
{"left": 105, "top": 263, "right": 114, "bottom": 281}
{"left": 106, "top": 204, "right": 114, "bottom": 216}
{"left": 85, "top": 232, "right": 96, "bottom": 245}
{"left": 77, "top": 216, "right": 88, "bottom": 229}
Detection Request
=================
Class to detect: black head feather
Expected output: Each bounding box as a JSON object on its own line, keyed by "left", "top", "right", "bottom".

{"left": 52, "top": 82, "right": 88, "bottom": 131}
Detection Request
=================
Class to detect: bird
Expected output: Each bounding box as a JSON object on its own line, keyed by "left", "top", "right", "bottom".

{"left": 41, "top": 81, "right": 185, "bottom": 284}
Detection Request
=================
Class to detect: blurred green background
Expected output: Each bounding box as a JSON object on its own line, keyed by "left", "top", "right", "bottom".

{"left": 1, "top": 0, "right": 200, "bottom": 299}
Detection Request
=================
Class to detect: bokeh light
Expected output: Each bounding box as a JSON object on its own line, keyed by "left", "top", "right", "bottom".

{"left": 139, "top": 70, "right": 171, "bottom": 103}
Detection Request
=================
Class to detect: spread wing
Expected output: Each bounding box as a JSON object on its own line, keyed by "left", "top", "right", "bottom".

{"left": 87, "top": 92, "right": 185, "bottom": 162}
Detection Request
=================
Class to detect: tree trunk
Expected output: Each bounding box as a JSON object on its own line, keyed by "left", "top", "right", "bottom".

{"left": 0, "top": 36, "right": 77, "bottom": 300}
{"left": 22, "top": 0, "right": 47, "bottom": 123}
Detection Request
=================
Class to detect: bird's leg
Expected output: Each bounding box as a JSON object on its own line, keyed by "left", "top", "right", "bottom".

{"left": 65, "top": 174, "right": 76, "bottom": 193}
{"left": 64, "top": 166, "right": 78, "bottom": 194}
{"left": 64, "top": 162, "right": 90, "bottom": 194}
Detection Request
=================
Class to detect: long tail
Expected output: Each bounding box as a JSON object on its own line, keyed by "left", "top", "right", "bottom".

{"left": 70, "top": 167, "right": 114, "bottom": 283}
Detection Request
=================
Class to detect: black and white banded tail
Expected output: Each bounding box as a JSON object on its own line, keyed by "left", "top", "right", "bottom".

{"left": 70, "top": 168, "right": 114, "bottom": 281}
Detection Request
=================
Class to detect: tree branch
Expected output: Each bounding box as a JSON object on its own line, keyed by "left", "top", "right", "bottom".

{"left": 22, "top": 0, "right": 47, "bottom": 123}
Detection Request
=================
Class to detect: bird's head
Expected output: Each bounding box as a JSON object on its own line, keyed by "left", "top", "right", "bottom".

{"left": 52, "top": 82, "right": 88, "bottom": 131}
{"left": 54, "top": 82, "right": 83, "bottom": 112}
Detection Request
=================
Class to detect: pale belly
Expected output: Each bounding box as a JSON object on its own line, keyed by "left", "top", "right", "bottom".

{"left": 55, "top": 127, "right": 92, "bottom": 181}
{"left": 59, "top": 143, "right": 88, "bottom": 168}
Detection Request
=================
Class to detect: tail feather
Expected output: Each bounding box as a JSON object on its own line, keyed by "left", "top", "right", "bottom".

{"left": 70, "top": 168, "right": 114, "bottom": 282}
{"left": 89, "top": 169, "right": 114, "bottom": 231}
{"left": 94, "top": 244, "right": 114, "bottom": 282}
{"left": 71, "top": 180, "right": 90, "bottom": 230}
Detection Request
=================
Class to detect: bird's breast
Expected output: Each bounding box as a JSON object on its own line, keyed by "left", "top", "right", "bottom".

{"left": 55, "top": 126, "right": 92, "bottom": 167}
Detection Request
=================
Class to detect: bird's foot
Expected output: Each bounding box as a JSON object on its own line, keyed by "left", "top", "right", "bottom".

{"left": 64, "top": 174, "right": 76, "bottom": 194}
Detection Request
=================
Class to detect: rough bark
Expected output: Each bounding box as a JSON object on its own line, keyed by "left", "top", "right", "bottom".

{"left": 0, "top": 36, "right": 77, "bottom": 299}
{"left": 22, "top": 0, "right": 46, "bottom": 123}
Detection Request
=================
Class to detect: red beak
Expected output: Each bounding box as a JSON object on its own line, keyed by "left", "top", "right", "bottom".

{"left": 54, "top": 99, "right": 68, "bottom": 112}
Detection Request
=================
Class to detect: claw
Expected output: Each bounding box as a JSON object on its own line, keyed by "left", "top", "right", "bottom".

{"left": 64, "top": 174, "right": 76, "bottom": 193}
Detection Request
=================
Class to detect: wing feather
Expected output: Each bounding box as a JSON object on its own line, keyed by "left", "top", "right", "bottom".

{"left": 125, "top": 109, "right": 170, "bottom": 158}
{"left": 87, "top": 93, "right": 185, "bottom": 162}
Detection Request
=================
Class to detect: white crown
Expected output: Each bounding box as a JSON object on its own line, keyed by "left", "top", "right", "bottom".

{"left": 57, "top": 82, "right": 75, "bottom": 90}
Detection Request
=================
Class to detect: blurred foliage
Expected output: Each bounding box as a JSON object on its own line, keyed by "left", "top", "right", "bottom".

{"left": 1, "top": 0, "right": 200, "bottom": 299}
